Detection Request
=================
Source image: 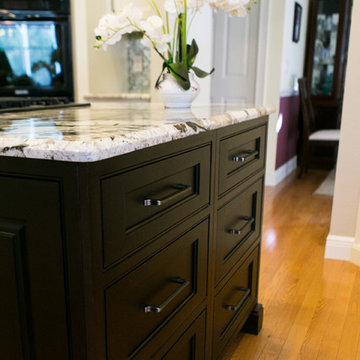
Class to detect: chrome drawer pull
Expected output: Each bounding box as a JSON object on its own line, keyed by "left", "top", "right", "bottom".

{"left": 144, "top": 277, "right": 190, "bottom": 313}
{"left": 228, "top": 216, "right": 254, "bottom": 235}
{"left": 143, "top": 184, "right": 191, "bottom": 206}
{"left": 232, "top": 150, "right": 259, "bottom": 163}
{"left": 223, "top": 287, "right": 251, "bottom": 311}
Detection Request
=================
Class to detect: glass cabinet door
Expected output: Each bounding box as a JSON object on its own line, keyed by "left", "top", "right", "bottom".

{"left": 311, "top": 0, "right": 341, "bottom": 95}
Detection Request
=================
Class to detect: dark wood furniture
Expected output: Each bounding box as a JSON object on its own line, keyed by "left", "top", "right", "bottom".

{"left": 0, "top": 116, "right": 268, "bottom": 359}
{"left": 298, "top": 78, "right": 340, "bottom": 177}
{"left": 305, "top": 0, "right": 352, "bottom": 130}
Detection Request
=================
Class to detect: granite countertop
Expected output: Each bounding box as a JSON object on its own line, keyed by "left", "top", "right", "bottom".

{"left": 0, "top": 103, "right": 275, "bottom": 163}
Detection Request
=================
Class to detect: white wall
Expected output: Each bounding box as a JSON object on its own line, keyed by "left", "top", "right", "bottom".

{"left": 262, "top": 0, "right": 286, "bottom": 186}
{"left": 70, "top": 0, "right": 89, "bottom": 102}
{"left": 325, "top": 0, "right": 360, "bottom": 265}
{"left": 352, "top": 200, "right": 360, "bottom": 265}
{"left": 264, "top": 0, "right": 309, "bottom": 186}
{"left": 280, "top": 0, "right": 309, "bottom": 95}
{"left": 85, "top": 0, "right": 152, "bottom": 96}
{"left": 187, "top": 5, "right": 214, "bottom": 105}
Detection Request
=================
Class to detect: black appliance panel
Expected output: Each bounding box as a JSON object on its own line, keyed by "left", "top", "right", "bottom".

{"left": 0, "top": 0, "right": 70, "bottom": 14}
{"left": 0, "top": 18, "right": 73, "bottom": 99}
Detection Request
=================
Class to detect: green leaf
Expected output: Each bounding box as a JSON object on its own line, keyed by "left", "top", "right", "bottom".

{"left": 156, "top": 62, "right": 192, "bottom": 91}
{"left": 168, "top": 63, "right": 188, "bottom": 80}
{"left": 167, "top": 63, "right": 190, "bottom": 90}
{"left": 187, "top": 39, "right": 199, "bottom": 68}
{"left": 191, "top": 66, "right": 215, "bottom": 78}
{"left": 155, "top": 62, "right": 168, "bottom": 89}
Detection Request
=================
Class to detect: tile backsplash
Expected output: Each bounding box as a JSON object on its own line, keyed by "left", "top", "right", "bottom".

{"left": 127, "top": 33, "right": 151, "bottom": 93}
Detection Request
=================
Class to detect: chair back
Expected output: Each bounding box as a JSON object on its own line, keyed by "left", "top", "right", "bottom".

{"left": 298, "top": 78, "right": 316, "bottom": 140}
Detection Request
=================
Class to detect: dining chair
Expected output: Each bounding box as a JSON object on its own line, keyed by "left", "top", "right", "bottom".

{"left": 297, "top": 78, "right": 340, "bottom": 177}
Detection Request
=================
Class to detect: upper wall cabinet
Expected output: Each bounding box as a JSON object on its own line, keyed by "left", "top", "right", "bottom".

{"left": 305, "top": 0, "right": 352, "bottom": 129}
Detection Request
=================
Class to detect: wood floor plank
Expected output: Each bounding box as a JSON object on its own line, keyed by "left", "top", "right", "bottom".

{"left": 336, "top": 266, "right": 360, "bottom": 360}
{"left": 298, "top": 262, "right": 343, "bottom": 359}
{"left": 313, "top": 261, "right": 357, "bottom": 359}
{"left": 224, "top": 171, "right": 360, "bottom": 360}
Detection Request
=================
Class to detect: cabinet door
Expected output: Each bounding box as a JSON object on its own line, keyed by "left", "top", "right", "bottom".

{"left": 309, "top": 0, "right": 342, "bottom": 97}
{"left": 212, "top": 246, "right": 259, "bottom": 358}
{"left": 215, "top": 179, "right": 263, "bottom": 284}
{"left": 0, "top": 176, "right": 70, "bottom": 360}
{"left": 105, "top": 220, "right": 209, "bottom": 359}
{"left": 101, "top": 145, "right": 211, "bottom": 269}
{"left": 153, "top": 311, "right": 206, "bottom": 360}
{"left": 218, "top": 126, "right": 266, "bottom": 196}
{"left": 305, "top": 0, "right": 352, "bottom": 129}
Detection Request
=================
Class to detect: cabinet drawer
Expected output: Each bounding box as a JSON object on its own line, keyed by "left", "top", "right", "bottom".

{"left": 152, "top": 311, "right": 206, "bottom": 359}
{"left": 215, "top": 178, "right": 263, "bottom": 284}
{"left": 105, "top": 220, "right": 209, "bottom": 360}
{"left": 213, "top": 246, "right": 259, "bottom": 358}
{"left": 218, "top": 126, "right": 265, "bottom": 196}
{"left": 101, "top": 145, "right": 211, "bottom": 268}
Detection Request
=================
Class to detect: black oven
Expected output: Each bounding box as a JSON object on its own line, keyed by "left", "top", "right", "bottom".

{"left": 0, "top": 0, "right": 73, "bottom": 100}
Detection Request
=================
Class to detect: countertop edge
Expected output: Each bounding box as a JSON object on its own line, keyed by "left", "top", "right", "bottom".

{"left": 0, "top": 105, "right": 275, "bottom": 163}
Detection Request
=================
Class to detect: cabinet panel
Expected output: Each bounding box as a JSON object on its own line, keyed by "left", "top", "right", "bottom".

{"left": 213, "top": 246, "right": 259, "bottom": 358}
{"left": 153, "top": 311, "right": 206, "bottom": 360}
{"left": 0, "top": 176, "right": 70, "bottom": 360}
{"left": 218, "top": 126, "right": 265, "bottom": 196}
{"left": 0, "top": 222, "right": 27, "bottom": 360}
{"left": 101, "top": 145, "right": 211, "bottom": 268}
{"left": 215, "top": 178, "right": 263, "bottom": 284}
{"left": 105, "top": 220, "right": 209, "bottom": 359}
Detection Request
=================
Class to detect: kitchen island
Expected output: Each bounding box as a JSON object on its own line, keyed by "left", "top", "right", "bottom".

{"left": 0, "top": 103, "right": 274, "bottom": 360}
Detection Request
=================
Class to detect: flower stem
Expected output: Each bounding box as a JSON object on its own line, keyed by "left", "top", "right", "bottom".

{"left": 166, "top": 11, "right": 170, "bottom": 34}
{"left": 94, "top": 24, "right": 133, "bottom": 48}
{"left": 172, "top": 16, "right": 179, "bottom": 60}
{"left": 149, "top": 0, "right": 161, "bottom": 17}
{"left": 149, "top": 0, "right": 167, "bottom": 35}
{"left": 181, "top": 0, "right": 187, "bottom": 68}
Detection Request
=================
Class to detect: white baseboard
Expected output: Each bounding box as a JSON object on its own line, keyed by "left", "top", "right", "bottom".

{"left": 324, "top": 234, "right": 355, "bottom": 261}
{"left": 350, "top": 243, "right": 360, "bottom": 266}
{"left": 265, "top": 156, "right": 297, "bottom": 186}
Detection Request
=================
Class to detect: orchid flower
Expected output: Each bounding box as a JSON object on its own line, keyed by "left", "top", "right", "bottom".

{"left": 94, "top": 0, "right": 256, "bottom": 89}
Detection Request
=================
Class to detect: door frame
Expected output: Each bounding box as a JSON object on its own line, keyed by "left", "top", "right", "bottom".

{"left": 254, "top": 0, "right": 270, "bottom": 105}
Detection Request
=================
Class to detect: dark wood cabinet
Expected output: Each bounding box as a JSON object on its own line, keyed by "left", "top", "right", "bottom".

{"left": 213, "top": 245, "right": 260, "bottom": 358}
{"left": 152, "top": 310, "right": 207, "bottom": 359}
{"left": 0, "top": 177, "right": 73, "bottom": 360}
{"left": 215, "top": 178, "right": 263, "bottom": 286}
{"left": 0, "top": 115, "right": 268, "bottom": 359}
{"left": 105, "top": 220, "right": 209, "bottom": 359}
{"left": 305, "top": 0, "right": 353, "bottom": 130}
{"left": 101, "top": 145, "right": 211, "bottom": 269}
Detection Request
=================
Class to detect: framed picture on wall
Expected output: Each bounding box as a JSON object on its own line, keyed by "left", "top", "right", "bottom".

{"left": 293, "top": 2, "right": 302, "bottom": 43}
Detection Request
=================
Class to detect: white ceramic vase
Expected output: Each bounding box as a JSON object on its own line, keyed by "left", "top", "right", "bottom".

{"left": 156, "top": 72, "right": 200, "bottom": 109}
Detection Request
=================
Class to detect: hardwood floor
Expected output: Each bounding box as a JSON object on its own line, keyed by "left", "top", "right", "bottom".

{"left": 223, "top": 170, "right": 360, "bottom": 360}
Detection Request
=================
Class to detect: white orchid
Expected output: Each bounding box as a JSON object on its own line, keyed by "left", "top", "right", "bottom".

{"left": 139, "top": 16, "right": 163, "bottom": 37}
{"left": 208, "top": 0, "right": 256, "bottom": 16}
{"left": 94, "top": 5, "right": 143, "bottom": 50}
{"left": 140, "top": 16, "right": 172, "bottom": 54}
{"left": 164, "top": 0, "right": 204, "bottom": 14}
{"left": 94, "top": 0, "right": 255, "bottom": 87}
